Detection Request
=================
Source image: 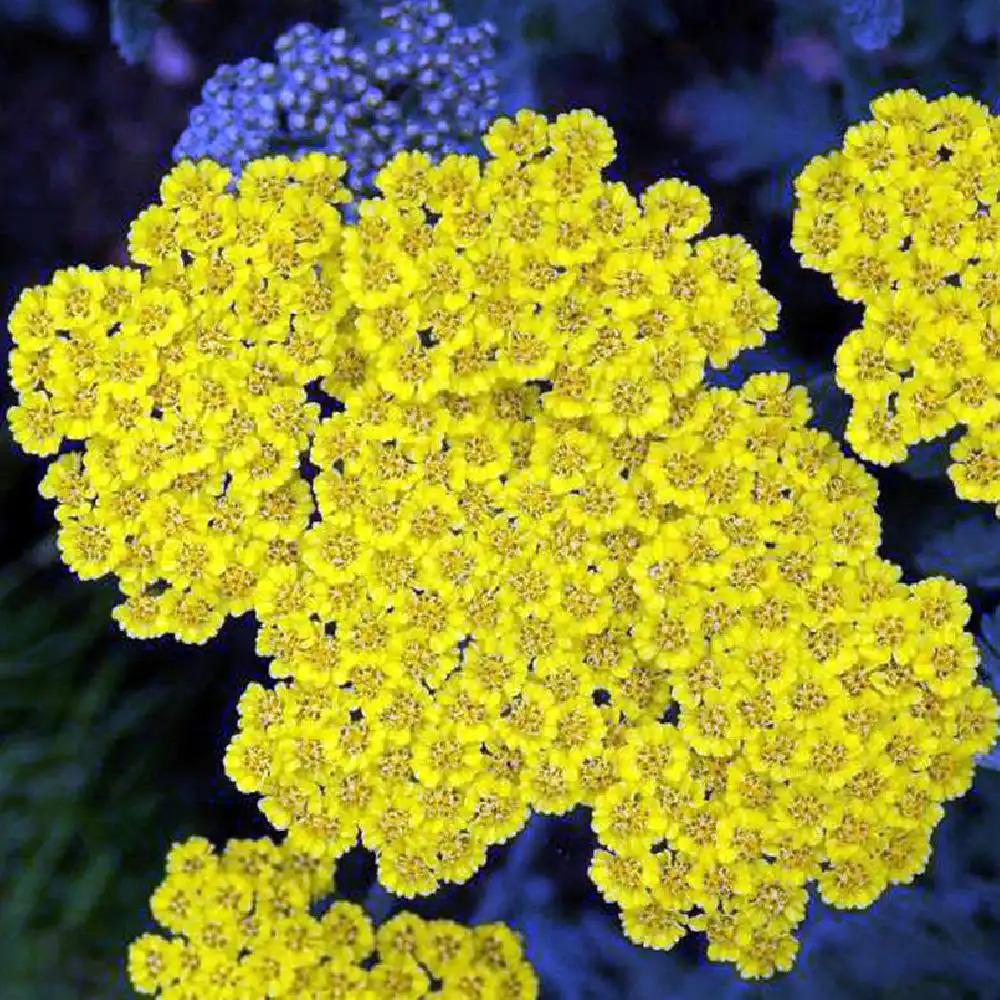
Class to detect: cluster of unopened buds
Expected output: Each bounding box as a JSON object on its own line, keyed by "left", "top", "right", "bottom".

{"left": 6, "top": 103, "right": 998, "bottom": 983}
{"left": 173, "top": 0, "right": 500, "bottom": 197}
{"left": 793, "top": 90, "right": 1000, "bottom": 512}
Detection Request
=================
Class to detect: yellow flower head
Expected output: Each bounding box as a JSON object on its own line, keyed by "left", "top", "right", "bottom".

{"left": 128, "top": 836, "right": 538, "bottom": 998}
{"left": 5, "top": 154, "right": 352, "bottom": 644}
{"left": 227, "top": 367, "right": 997, "bottom": 979}
{"left": 5, "top": 110, "right": 774, "bottom": 652}
{"left": 9, "top": 109, "right": 997, "bottom": 982}
{"left": 792, "top": 90, "right": 1000, "bottom": 509}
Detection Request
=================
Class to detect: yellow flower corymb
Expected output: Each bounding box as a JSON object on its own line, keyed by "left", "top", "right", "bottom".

{"left": 227, "top": 370, "right": 997, "bottom": 979}
{"left": 7, "top": 108, "right": 998, "bottom": 980}
{"left": 792, "top": 90, "right": 1000, "bottom": 508}
{"left": 5, "top": 110, "right": 774, "bottom": 647}
{"left": 128, "top": 835, "right": 538, "bottom": 999}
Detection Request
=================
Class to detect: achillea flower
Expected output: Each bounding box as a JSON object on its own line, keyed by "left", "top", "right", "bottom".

{"left": 128, "top": 836, "right": 538, "bottom": 998}
{"left": 6, "top": 109, "right": 774, "bottom": 653}
{"left": 228, "top": 370, "right": 997, "bottom": 978}
{"left": 7, "top": 154, "right": 352, "bottom": 643}
{"left": 792, "top": 90, "right": 1000, "bottom": 510}
{"left": 9, "top": 109, "right": 997, "bottom": 980}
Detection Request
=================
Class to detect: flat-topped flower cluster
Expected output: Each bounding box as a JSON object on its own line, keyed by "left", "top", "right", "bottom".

{"left": 229, "top": 372, "right": 997, "bottom": 978}
{"left": 792, "top": 91, "right": 1000, "bottom": 509}
{"left": 6, "top": 107, "right": 774, "bottom": 649}
{"left": 6, "top": 107, "right": 998, "bottom": 980}
{"left": 128, "top": 836, "right": 538, "bottom": 999}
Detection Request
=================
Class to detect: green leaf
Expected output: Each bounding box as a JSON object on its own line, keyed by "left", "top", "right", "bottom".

{"left": 0, "top": 536, "right": 204, "bottom": 997}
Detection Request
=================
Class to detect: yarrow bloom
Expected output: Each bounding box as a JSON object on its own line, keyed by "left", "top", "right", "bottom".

{"left": 5, "top": 108, "right": 774, "bottom": 648}
{"left": 7, "top": 154, "right": 355, "bottom": 643}
{"left": 791, "top": 90, "right": 1000, "bottom": 508}
{"left": 7, "top": 108, "right": 997, "bottom": 980}
{"left": 229, "top": 368, "right": 998, "bottom": 978}
{"left": 173, "top": 0, "right": 500, "bottom": 196}
{"left": 127, "top": 835, "right": 538, "bottom": 998}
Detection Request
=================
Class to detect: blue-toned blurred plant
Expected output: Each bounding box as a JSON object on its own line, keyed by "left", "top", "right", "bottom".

{"left": 0, "top": 0, "right": 162, "bottom": 63}
{"left": 670, "top": 0, "right": 1000, "bottom": 212}
{"left": 173, "top": 0, "right": 501, "bottom": 196}
{"left": 0, "top": 0, "right": 92, "bottom": 36}
{"left": 443, "top": 0, "right": 676, "bottom": 109}
{"left": 110, "top": 0, "right": 162, "bottom": 65}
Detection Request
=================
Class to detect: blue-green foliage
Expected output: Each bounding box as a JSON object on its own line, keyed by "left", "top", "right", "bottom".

{"left": 450, "top": 0, "right": 676, "bottom": 83}
{"left": 0, "top": 529, "right": 190, "bottom": 1000}
{"left": 673, "top": 0, "right": 1000, "bottom": 213}
{"left": 838, "top": 0, "right": 905, "bottom": 50}
{"left": 896, "top": 433, "right": 959, "bottom": 481}
{"left": 453, "top": 0, "right": 675, "bottom": 62}
{"left": 671, "top": 68, "right": 842, "bottom": 214}
{"left": 447, "top": 0, "right": 675, "bottom": 110}
{"left": 804, "top": 371, "right": 851, "bottom": 440}
{"left": 914, "top": 512, "right": 1000, "bottom": 590}
{"left": 109, "top": 0, "right": 161, "bottom": 65}
{"left": 963, "top": 0, "right": 1000, "bottom": 42}
{"left": 705, "top": 343, "right": 825, "bottom": 395}
{"left": 0, "top": 0, "right": 161, "bottom": 63}
{"left": 174, "top": 0, "right": 501, "bottom": 197}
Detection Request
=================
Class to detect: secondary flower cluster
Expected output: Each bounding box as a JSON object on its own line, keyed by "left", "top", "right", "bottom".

{"left": 228, "top": 371, "right": 998, "bottom": 978}
{"left": 128, "top": 836, "right": 538, "bottom": 999}
{"left": 173, "top": 0, "right": 500, "bottom": 195}
{"left": 791, "top": 90, "right": 1000, "bottom": 508}
{"left": 7, "top": 152, "right": 356, "bottom": 644}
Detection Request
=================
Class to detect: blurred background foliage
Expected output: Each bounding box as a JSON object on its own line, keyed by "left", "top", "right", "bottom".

{"left": 0, "top": 0, "right": 999, "bottom": 998}
{"left": 672, "top": 0, "right": 1000, "bottom": 212}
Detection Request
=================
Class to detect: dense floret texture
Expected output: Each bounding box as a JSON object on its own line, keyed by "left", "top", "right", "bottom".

{"left": 6, "top": 108, "right": 775, "bottom": 649}
{"left": 7, "top": 152, "right": 356, "bottom": 644}
{"left": 7, "top": 108, "right": 998, "bottom": 980}
{"left": 128, "top": 836, "right": 538, "bottom": 998}
{"left": 228, "top": 372, "right": 997, "bottom": 979}
{"left": 791, "top": 90, "right": 1000, "bottom": 508}
{"left": 172, "top": 0, "right": 499, "bottom": 196}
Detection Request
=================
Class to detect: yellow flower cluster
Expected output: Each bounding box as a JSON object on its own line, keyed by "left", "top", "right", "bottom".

{"left": 227, "top": 373, "right": 998, "bottom": 978}
{"left": 5, "top": 109, "right": 775, "bottom": 646}
{"left": 7, "top": 108, "right": 998, "bottom": 981}
{"left": 6, "top": 154, "right": 353, "bottom": 643}
{"left": 128, "top": 836, "right": 538, "bottom": 999}
{"left": 791, "top": 90, "right": 1000, "bottom": 507}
